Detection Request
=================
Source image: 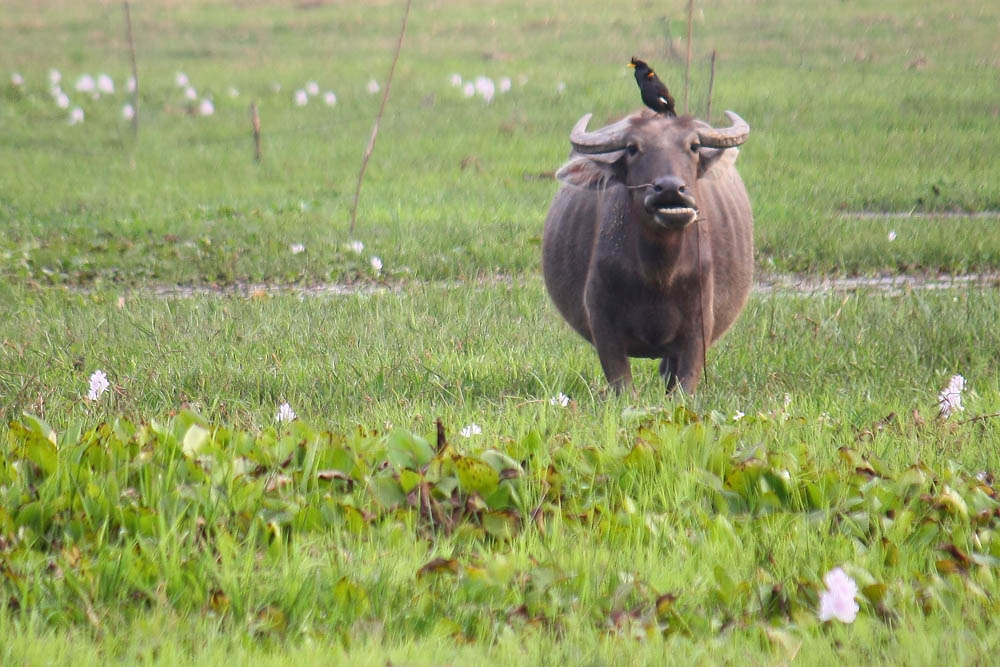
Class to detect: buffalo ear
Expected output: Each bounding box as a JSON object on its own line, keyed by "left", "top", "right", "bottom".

{"left": 697, "top": 147, "right": 739, "bottom": 179}
{"left": 556, "top": 151, "right": 625, "bottom": 189}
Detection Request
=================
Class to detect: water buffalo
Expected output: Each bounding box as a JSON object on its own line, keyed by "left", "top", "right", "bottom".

{"left": 542, "top": 109, "right": 753, "bottom": 394}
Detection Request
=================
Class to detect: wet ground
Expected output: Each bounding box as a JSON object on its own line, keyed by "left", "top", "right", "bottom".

{"left": 128, "top": 272, "right": 1000, "bottom": 299}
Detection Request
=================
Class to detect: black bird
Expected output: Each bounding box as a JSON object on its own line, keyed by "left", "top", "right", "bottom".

{"left": 628, "top": 57, "right": 676, "bottom": 116}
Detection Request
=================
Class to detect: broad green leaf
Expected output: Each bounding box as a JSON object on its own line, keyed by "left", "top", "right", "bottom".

{"left": 480, "top": 449, "right": 521, "bottom": 475}
{"left": 484, "top": 510, "right": 520, "bottom": 540}
{"left": 182, "top": 424, "right": 211, "bottom": 457}
{"left": 387, "top": 429, "right": 434, "bottom": 470}
{"left": 370, "top": 473, "right": 406, "bottom": 509}
{"left": 454, "top": 455, "right": 500, "bottom": 496}
{"left": 333, "top": 577, "right": 370, "bottom": 615}
{"left": 18, "top": 426, "right": 59, "bottom": 475}
{"left": 21, "top": 412, "right": 57, "bottom": 445}
{"left": 399, "top": 469, "right": 423, "bottom": 494}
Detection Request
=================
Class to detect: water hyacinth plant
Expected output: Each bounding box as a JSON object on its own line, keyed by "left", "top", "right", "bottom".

{"left": 275, "top": 401, "right": 296, "bottom": 423}
{"left": 939, "top": 375, "right": 966, "bottom": 418}
{"left": 86, "top": 370, "right": 109, "bottom": 400}
{"left": 818, "top": 567, "right": 859, "bottom": 623}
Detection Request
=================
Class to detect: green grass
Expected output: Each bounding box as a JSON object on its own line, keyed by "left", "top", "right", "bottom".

{"left": 2, "top": 0, "right": 1000, "bottom": 285}
{"left": 2, "top": 0, "right": 1000, "bottom": 663}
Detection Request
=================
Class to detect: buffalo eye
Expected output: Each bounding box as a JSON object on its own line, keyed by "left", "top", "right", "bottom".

{"left": 626, "top": 143, "right": 639, "bottom": 156}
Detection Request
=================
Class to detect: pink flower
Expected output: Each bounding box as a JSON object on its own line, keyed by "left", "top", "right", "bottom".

{"left": 275, "top": 402, "right": 296, "bottom": 423}
{"left": 818, "top": 567, "right": 859, "bottom": 623}
{"left": 87, "top": 370, "right": 110, "bottom": 400}
{"left": 938, "top": 374, "right": 965, "bottom": 418}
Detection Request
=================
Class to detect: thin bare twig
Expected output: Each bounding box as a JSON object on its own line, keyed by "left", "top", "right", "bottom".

{"left": 705, "top": 49, "right": 716, "bottom": 121}
{"left": 349, "top": 0, "right": 413, "bottom": 236}
{"left": 123, "top": 1, "right": 139, "bottom": 166}
{"left": 684, "top": 0, "right": 694, "bottom": 114}
{"left": 250, "top": 101, "right": 261, "bottom": 162}
{"left": 959, "top": 412, "right": 1000, "bottom": 426}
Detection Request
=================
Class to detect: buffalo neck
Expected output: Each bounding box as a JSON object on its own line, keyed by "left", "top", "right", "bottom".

{"left": 631, "top": 198, "right": 692, "bottom": 284}
{"left": 593, "top": 184, "right": 693, "bottom": 286}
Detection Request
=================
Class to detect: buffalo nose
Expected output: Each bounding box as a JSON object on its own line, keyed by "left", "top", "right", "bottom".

{"left": 651, "top": 176, "right": 687, "bottom": 198}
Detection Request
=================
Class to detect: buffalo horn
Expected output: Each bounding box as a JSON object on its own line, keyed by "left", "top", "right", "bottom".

{"left": 569, "top": 113, "right": 633, "bottom": 154}
{"left": 696, "top": 110, "right": 750, "bottom": 148}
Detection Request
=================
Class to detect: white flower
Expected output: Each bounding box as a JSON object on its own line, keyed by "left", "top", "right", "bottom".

{"left": 888, "top": 230, "right": 897, "bottom": 242}
{"left": 87, "top": 370, "right": 110, "bottom": 401}
{"left": 460, "top": 423, "right": 482, "bottom": 437}
{"left": 96, "top": 73, "right": 114, "bottom": 94}
{"left": 370, "top": 256, "right": 383, "bottom": 274}
{"left": 175, "top": 72, "right": 189, "bottom": 87}
{"left": 549, "top": 393, "right": 570, "bottom": 407}
{"left": 462, "top": 82, "right": 475, "bottom": 98}
{"left": 127, "top": 75, "right": 137, "bottom": 93}
{"left": 290, "top": 243, "right": 305, "bottom": 255}
{"left": 784, "top": 392, "right": 792, "bottom": 408}
{"left": 733, "top": 410, "right": 745, "bottom": 421}
{"left": 49, "top": 69, "right": 61, "bottom": 86}
{"left": 75, "top": 74, "right": 95, "bottom": 93}
{"left": 498, "top": 76, "right": 512, "bottom": 93}
{"left": 294, "top": 89, "right": 308, "bottom": 106}
{"left": 198, "top": 98, "right": 214, "bottom": 116}
{"left": 346, "top": 240, "right": 364, "bottom": 254}
{"left": 818, "top": 567, "right": 859, "bottom": 623}
{"left": 228, "top": 86, "right": 239, "bottom": 98}
{"left": 938, "top": 374, "right": 965, "bottom": 418}
{"left": 184, "top": 86, "right": 197, "bottom": 101}
{"left": 68, "top": 107, "right": 84, "bottom": 125}
{"left": 366, "top": 79, "right": 380, "bottom": 94}
{"left": 474, "top": 76, "right": 495, "bottom": 103}
{"left": 323, "top": 91, "right": 337, "bottom": 106}
{"left": 122, "top": 103, "right": 135, "bottom": 120}
{"left": 305, "top": 81, "right": 319, "bottom": 96}
{"left": 555, "top": 81, "right": 566, "bottom": 93}
{"left": 11, "top": 72, "right": 24, "bottom": 86}
{"left": 449, "top": 73, "right": 462, "bottom": 87}
{"left": 275, "top": 402, "right": 296, "bottom": 423}
{"left": 56, "top": 92, "right": 70, "bottom": 109}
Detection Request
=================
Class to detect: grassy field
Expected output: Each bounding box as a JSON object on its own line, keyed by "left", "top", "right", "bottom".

{"left": 2, "top": 0, "right": 1000, "bottom": 664}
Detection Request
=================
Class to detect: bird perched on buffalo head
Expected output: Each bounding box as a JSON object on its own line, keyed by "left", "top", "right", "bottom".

{"left": 628, "top": 57, "right": 676, "bottom": 117}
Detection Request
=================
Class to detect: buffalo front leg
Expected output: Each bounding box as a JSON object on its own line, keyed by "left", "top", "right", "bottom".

{"left": 662, "top": 339, "right": 705, "bottom": 395}
{"left": 592, "top": 336, "right": 632, "bottom": 394}
{"left": 658, "top": 356, "right": 679, "bottom": 392}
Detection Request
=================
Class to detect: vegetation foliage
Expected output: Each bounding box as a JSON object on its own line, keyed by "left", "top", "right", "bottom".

{"left": 1, "top": 0, "right": 999, "bottom": 663}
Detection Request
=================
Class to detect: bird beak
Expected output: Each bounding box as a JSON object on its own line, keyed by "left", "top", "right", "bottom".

{"left": 627, "top": 62, "right": 636, "bottom": 69}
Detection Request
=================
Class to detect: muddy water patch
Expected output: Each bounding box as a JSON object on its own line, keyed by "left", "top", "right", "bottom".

{"left": 756, "top": 272, "right": 1000, "bottom": 296}
{"left": 103, "top": 272, "right": 1000, "bottom": 300}
{"left": 842, "top": 211, "right": 1000, "bottom": 220}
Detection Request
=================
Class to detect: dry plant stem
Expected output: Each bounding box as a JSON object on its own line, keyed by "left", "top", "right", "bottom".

{"left": 349, "top": 0, "right": 413, "bottom": 236}
{"left": 959, "top": 412, "right": 1000, "bottom": 425}
{"left": 706, "top": 49, "right": 717, "bottom": 121}
{"left": 684, "top": 0, "right": 694, "bottom": 114}
{"left": 251, "top": 102, "right": 262, "bottom": 162}
{"left": 123, "top": 1, "right": 139, "bottom": 166}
